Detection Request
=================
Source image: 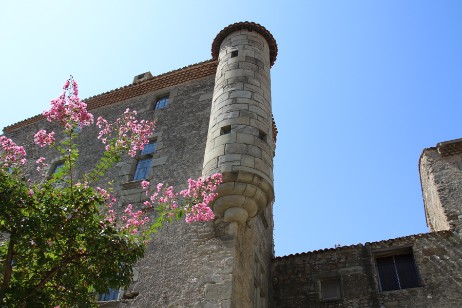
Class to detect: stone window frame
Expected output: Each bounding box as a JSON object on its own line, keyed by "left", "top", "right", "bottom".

{"left": 373, "top": 246, "right": 421, "bottom": 292}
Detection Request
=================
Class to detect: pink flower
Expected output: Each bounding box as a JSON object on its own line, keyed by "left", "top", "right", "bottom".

{"left": 0, "top": 136, "right": 27, "bottom": 168}
{"left": 141, "top": 180, "right": 150, "bottom": 189}
{"left": 34, "top": 130, "right": 55, "bottom": 147}
{"left": 42, "top": 77, "right": 94, "bottom": 131}
{"left": 96, "top": 109, "right": 155, "bottom": 157}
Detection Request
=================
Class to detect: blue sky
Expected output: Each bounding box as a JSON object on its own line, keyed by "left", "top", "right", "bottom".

{"left": 1, "top": 1, "right": 462, "bottom": 256}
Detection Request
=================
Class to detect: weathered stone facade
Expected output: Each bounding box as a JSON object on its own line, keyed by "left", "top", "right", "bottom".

{"left": 3, "top": 21, "right": 462, "bottom": 307}
{"left": 272, "top": 231, "right": 462, "bottom": 307}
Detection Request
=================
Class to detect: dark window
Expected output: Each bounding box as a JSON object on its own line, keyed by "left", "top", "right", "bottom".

{"left": 220, "top": 125, "right": 231, "bottom": 135}
{"left": 258, "top": 130, "right": 267, "bottom": 142}
{"left": 231, "top": 50, "right": 239, "bottom": 58}
{"left": 376, "top": 253, "right": 420, "bottom": 291}
{"left": 133, "top": 141, "right": 156, "bottom": 181}
{"left": 52, "top": 162, "right": 65, "bottom": 174}
{"left": 321, "top": 279, "right": 341, "bottom": 300}
{"left": 99, "top": 288, "right": 119, "bottom": 301}
{"left": 154, "top": 95, "right": 169, "bottom": 110}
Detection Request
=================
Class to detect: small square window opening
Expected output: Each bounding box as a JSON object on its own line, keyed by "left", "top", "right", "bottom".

{"left": 321, "top": 279, "right": 341, "bottom": 300}
{"left": 220, "top": 125, "right": 231, "bottom": 135}
{"left": 154, "top": 95, "right": 169, "bottom": 110}
{"left": 258, "top": 130, "right": 267, "bottom": 142}
{"left": 231, "top": 50, "right": 239, "bottom": 58}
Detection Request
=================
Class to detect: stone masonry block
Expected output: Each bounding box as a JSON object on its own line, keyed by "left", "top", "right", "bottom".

{"left": 223, "top": 83, "right": 243, "bottom": 92}
{"left": 220, "top": 103, "right": 249, "bottom": 114}
{"left": 236, "top": 132, "right": 255, "bottom": 144}
{"left": 249, "top": 118, "right": 266, "bottom": 132}
{"left": 239, "top": 62, "right": 259, "bottom": 72}
{"left": 224, "top": 69, "right": 245, "bottom": 80}
{"left": 203, "top": 145, "right": 225, "bottom": 163}
{"left": 247, "top": 145, "right": 262, "bottom": 158}
{"left": 214, "top": 134, "right": 237, "bottom": 147}
{"left": 252, "top": 93, "right": 269, "bottom": 106}
{"left": 239, "top": 110, "right": 258, "bottom": 121}
{"left": 244, "top": 83, "right": 264, "bottom": 96}
{"left": 225, "top": 143, "right": 247, "bottom": 154}
{"left": 229, "top": 90, "right": 252, "bottom": 99}
{"left": 203, "top": 158, "right": 218, "bottom": 173}
{"left": 218, "top": 154, "right": 241, "bottom": 163}
{"left": 225, "top": 76, "right": 247, "bottom": 85}
{"left": 234, "top": 125, "right": 258, "bottom": 136}
{"left": 216, "top": 111, "right": 240, "bottom": 123}
{"left": 241, "top": 155, "right": 255, "bottom": 168}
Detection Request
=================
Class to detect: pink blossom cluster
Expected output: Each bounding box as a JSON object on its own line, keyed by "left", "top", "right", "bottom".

{"left": 142, "top": 182, "right": 179, "bottom": 216}
{"left": 180, "top": 173, "right": 222, "bottom": 223}
{"left": 140, "top": 173, "right": 222, "bottom": 224}
{"left": 33, "top": 130, "right": 55, "bottom": 147}
{"left": 96, "top": 187, "right": 118, "bottom": 224}
{"left": 35, "top": 157, "right": 49, "bottom": 177}
{"left": 121, "top": 204, "right": 150, "bottom": 234}
{"left": 42, "top": 77, "right": 94, "bottom": 131}
{"left": 96, "top": 109, "right": 155, "bottom": 157}
{"left": 0, "top": 136, "right": 27, "bottom": 168}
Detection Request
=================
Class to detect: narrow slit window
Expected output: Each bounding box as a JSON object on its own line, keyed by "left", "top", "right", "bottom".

{"left": 258, "top": 130, "right": 267, "bottom": 142}
{"left": 221, "top": 125, "right": 231, "bottom": 135}
{"left": 132, "top": 140, "right": 156, "bottom": 181}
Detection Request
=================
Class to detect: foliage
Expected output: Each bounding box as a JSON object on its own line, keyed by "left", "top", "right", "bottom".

{"left": 0, "top": 77, "right": 221, "bottom": 307}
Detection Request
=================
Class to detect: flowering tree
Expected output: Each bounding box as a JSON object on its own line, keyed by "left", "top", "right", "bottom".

{"left": 0, "top": 77, "right": 221, "bottom": 307}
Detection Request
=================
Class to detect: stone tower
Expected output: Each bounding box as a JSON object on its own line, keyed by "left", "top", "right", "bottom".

{"left": 420, "top": 139, "right": 462, "bottom": 235}
{"left": 202, "top": 22, "right": 278, "bottom": 307}
{"left": 203, "top": 22, "right": 277, "bottom": 223}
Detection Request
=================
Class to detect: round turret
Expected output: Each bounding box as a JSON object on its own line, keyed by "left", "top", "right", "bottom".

{"left": 203, "top": 22, "right": 277, "bottom": 224}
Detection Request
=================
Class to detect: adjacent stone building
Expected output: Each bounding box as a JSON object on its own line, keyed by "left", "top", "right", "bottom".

{"left": 2, "top": 21, "right": 462, "bottom": 307}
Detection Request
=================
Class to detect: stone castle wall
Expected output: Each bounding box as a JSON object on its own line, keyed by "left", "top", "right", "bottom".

{"left": 420, "top": 147, "right": 462, "bottom": 234}
{"left": 271, "top": 231, "right": 462, "bottom": 308}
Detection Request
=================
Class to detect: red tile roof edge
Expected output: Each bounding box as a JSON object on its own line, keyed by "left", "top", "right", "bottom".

{"left": 211, "top": 21, "right": 278, "bottom": 67}
{"left": 3, "top": 60, "right": 218, "bottom": 133}
{"left": 273, "top": 230, "right": 454, "bottom": 260}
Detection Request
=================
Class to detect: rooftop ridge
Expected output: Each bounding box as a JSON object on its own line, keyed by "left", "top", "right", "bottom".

{"left": 3, "top": 60, "right": 218, "bottom": 133}
{"left": 273, "top": 230, "right": 453, "bottom": 260}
